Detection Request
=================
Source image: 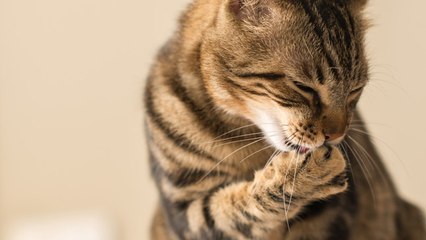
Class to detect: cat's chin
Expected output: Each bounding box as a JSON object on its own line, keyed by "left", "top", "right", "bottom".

{"left": 272, "top": 141, "right": 312, "bottom": 154}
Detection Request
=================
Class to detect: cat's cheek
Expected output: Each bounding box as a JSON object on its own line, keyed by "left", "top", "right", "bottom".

{"left": 250, "top": 108, "right": 292, "bottom": 152}
{"left": 204, "top": 79, "right": 252, "bottom": 116}
{"left": 205, "top": 78, "right": 233, "bottom": 100}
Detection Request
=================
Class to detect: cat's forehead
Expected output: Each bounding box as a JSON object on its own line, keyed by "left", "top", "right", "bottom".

{"left": 237, "top": 1, "right": 365, "bottom": 82}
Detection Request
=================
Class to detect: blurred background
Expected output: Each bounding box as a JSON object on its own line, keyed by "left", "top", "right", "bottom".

{"left": 0, "top": 0, "right": 425, "bottom": 239}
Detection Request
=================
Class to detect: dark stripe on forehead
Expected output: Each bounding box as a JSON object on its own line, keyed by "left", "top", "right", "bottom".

{"left": 299, "top": 0, "right": 340, "bottom": 83}
{"left": 347, "top": 11, "right": 363, "bottom": 82}
{"left": 317, "top": 2, "right": 355, "bottom": 79}
{"left": 316, "top": 65, "right": 325, "bottom": 84}
{"left": 317, "top": 2, "right": 352, "bottom": 49}
{"left": 301, "top": 62, "right": 313, "bottom": 80}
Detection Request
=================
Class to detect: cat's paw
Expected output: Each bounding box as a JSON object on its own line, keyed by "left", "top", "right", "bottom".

{"left": 250, "top": 146, "right": 347, "bottom": 216}
{"left": 295, "top": 145, "right": 348, "bottom": 199}
{"left": 270, "top": 145, "right": 348, "bottom": 200}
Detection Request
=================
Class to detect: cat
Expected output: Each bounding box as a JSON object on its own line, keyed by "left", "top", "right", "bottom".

{"left": 144, "top": 0, "right": 426, "bottom": 239}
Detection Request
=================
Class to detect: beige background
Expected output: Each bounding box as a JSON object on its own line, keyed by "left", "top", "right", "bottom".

{"left": 0, "top": 0, "right": 425, "bottom": 239}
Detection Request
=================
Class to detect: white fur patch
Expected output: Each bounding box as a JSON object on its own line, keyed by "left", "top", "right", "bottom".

{"left": 252, "top": 108, "right": 292, "bottom": 152}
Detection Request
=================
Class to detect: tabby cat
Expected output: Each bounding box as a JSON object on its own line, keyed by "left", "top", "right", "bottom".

{"left": 144, "top": 0, "right": 426, "bottom": 239}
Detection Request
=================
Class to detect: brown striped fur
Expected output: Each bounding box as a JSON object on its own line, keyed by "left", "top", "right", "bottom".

{"left": 144, "top": 0, "right": 426, "bottom": 239}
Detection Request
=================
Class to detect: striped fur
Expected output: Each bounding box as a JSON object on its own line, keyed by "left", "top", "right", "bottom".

{"left": 145, "top": 0, "right": 426, "bottom": 239}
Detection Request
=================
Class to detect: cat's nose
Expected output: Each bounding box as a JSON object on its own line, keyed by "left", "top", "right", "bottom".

{"left": 324, "top": 132, "right": 345, "bottom": 143}
{"left": 322, "top": 113, "right": 347, "bottom": 144}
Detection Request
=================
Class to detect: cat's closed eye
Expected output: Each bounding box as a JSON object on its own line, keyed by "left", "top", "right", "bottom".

{"left": 293, "top": 81, "right": 316, "bottom": 95}
{"left": 233, "top": 71, "right": 285, "bottom": 81}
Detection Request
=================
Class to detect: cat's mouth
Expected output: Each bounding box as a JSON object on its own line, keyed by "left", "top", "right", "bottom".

{"left": 284, "top": 140, "right": 311, "bottom": 154}
{"left": 294, "top": 145, "right": 311, "bottom": 154}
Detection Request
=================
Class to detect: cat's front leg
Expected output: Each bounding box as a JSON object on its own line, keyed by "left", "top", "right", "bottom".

{"left": 197, "top": 146, "right": 348, "bottom": 240}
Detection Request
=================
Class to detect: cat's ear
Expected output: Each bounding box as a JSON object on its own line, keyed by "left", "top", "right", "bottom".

{"left": 228, "top": 0, "right": 272, "bottom": 24}
{"left": 347, "top": 0, "right": 368, "bottom": 11}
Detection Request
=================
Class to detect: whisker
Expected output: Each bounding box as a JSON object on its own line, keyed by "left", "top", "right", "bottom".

{"left": 199, "top": 138, "right": 267, "bottom": 183}
{"left": 284, "top": 138, "right": 302, "bottom": 231}
{"left": 209, "top": 135, "right": 268, "bottom": 149}
{"left": 202, "top": 132, "right": 264, "bottom": 145}
{"left": 205, "top": 123, "right": 260, "bottom": 143}
{"left": 287, "top": 138, "right": 302, "bottom": 213}
{"left": 263, "top": 149, "right": 281, "bottom": 170}
{"left": 349, "top": 122, "right": 390, "bottom": 128}
{"left": 239, "top": 145, "right": 275, "bottom": 164}
{"left": 342, "top": 140, "right": 377, "bottom": 205}
{"left": 344, "top": 139, "right": 373, "bottom": 181}
{"left": 252, "top": 149, "right": 281, "bottom": 194}
{"left": 346, "top": 135, "right": 390, "bottom": 189}
{"left": 348, "top": 127, "right": 407, "bottom": 174}
{"left": 262, "top": 131, "right": 297, "bottom": 173}
{"left": 201, "top": 123, "right": 289, "bottom": 145}
{"left": 338, "top": 143, "right": 357, "bottom": 186}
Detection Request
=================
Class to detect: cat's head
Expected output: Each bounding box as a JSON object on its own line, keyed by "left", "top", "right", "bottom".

{"left": 200, "top": 0, "right": 369, "bottom": 153}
